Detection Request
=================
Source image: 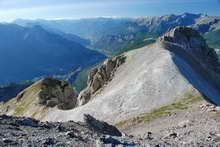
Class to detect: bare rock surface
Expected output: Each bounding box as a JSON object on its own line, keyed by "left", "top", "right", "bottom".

{"left": 0, "top": 115, "right": 137, "bottom": 147}
{"left": 1, "top": 107, "right": 220, "bottom": 147}
{"left": 84, "top": 114, "right": 122, "bottom": 137}
{"left": 38, "top": 78, "right": 78, "bottom": 110}
{"left": 78, "top": 55, "right": 126, "bottom": 106}
{"left": 160, "top": 26, "right": 220, "bottom": 71}
{"left": 120, "top": 97, "right": 220, "bottom": 147}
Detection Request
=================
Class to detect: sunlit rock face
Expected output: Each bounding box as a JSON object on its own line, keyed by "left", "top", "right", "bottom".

{"left": 77, "top": 55, "right": 126, "bottom": 106}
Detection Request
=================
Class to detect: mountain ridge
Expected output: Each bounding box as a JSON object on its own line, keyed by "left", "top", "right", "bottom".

{"left": 2, "top": 27, "right": 220, "bottom": 126}
{"left": 13, "top": 13, "right": 220, "bottom": 56}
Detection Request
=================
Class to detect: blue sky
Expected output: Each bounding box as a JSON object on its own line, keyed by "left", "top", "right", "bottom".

{"left": 0, "top": 0, "right": 219, "bottom": 22}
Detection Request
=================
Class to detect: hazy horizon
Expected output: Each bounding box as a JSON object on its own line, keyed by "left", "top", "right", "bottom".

{"left": 0, "top": 0, "right": 220, "bottom": 22}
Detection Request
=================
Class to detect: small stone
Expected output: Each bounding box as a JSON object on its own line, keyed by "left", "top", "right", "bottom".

{"left": 169, "top": 132, "right": 178, "bottom": 138}
{"left": 42, "top": 138, "right": 56, "bottom": 145}
{"left": 178, "top": 120, "right": 192, "bottom": 128}
{"left": 100, "top": 136, "right": 121, "bottom": 145}
{"left": 145, "top": 132, "right": 153, "bottom": 140}
{"left": 66, "top": 131, "right": 77, "bottom": 138}
{"left": 56, "top": 124, "right": 65, "bottom": 132}
{"left": 3, "top": 138, "right": 14, "bottom": 144}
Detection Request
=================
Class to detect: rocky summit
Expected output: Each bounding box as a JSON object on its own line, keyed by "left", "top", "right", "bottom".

{"left": 160, "top": 27, "right": 220, "bottom": 71}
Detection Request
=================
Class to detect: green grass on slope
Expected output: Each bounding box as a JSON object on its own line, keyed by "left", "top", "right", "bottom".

{"left": 115, "top": 93, "right": 203, "bottom": 128}
{"left": 204, "top": 29, "right": 220, "bottom": 48}
{"left": 12, "top": 82, "right": 42, "bottom": 116}
{"left": 117, "top": 38, "right": 156, "bottom": 55}
{"left": 72, "top": 68, "right": 91, "bottom": 92}
{"left": 115, "top": 33, "right": 158, "bottom": 56}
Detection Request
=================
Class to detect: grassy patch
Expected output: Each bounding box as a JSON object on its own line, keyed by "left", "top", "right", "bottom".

{"left": 13, "top": 98, "right": 33, "bottom": 116}
{"left": 115, "top": 93, "right": 202, "bottom": 128}
{"left": 13, "top": 83, "right": 42, "bottom": 116}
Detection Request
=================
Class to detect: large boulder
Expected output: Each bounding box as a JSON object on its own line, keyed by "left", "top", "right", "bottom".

{"left": 38, "top": 78, "right": 78, "bottom": 110}
{"left": 83, "top": 114, "right": 122, "bottom": 137}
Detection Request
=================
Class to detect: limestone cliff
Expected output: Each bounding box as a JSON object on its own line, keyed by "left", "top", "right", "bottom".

{"left": 77, "top": 55, "right": 126, "bottom": 105}
{"left": 160, "top": 27, "right": 219, "bottom": 71}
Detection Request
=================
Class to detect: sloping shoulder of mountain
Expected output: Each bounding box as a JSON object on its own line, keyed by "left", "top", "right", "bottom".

{"left": 44, "top": 27, "right": 220, "bottom": 124}
{"left": 0, "top": 78, "right": 79, "bottom": 119}
{"left": 2, "top": 27, "right": 220, "bottom": 126}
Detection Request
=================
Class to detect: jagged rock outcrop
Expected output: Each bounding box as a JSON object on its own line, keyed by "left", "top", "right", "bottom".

{"left": 15, "top": 78, "right": 79, "bottom": 110}
{"left": 83, "top": 114, "right": 122, "bottom": 137}
{"left": 38, "top": 78, "right": 78, "bottom": 110}
{"left": 159, "top": 27, "right": 220, "bottom": 93}
{"left": 160, "top": 27, "right": 220, "bottom": 70}
{"left": 77, "top": 55, "right": 126, "bottom": 105}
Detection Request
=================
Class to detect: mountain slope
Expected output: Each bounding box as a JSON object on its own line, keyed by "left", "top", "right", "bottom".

{"left": 43, "top": 27, "right": 220, "bottom": 124}
{"left": 0, "top": 78, "right": 78, "bottom": 119}
{"left": 2, "top": 27, "right": 220, "bottom": 126}
{"left": 0, "top": 24, "right": 106, "bottom": 86}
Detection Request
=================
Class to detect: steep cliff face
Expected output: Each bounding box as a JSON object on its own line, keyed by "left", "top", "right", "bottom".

{"left": 78, "top": 55, "right": 126, "bottom": 105}
{"left": 0, "top": 78, "right": 78, "bottom": 119}
{"left": 43, "top": 27, "right": 220, "bottom": 123}
{"left": 160, "top": 27, "right": 220, "bottom": 101}
{"left": 160, "top": 27, "right": 219, "bottom": 70}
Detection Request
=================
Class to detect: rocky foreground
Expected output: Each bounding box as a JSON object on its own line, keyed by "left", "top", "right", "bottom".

{"left": 0, "top": 114, "right": 133, "bottom": 147}
{"left": 1, "top": 108, "right": 220, "bottom": 147}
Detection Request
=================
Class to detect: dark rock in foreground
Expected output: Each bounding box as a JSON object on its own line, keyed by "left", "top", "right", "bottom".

{"left": 1, "top": 111, "right": 220, "bottom": 147}
{"left": 0, "top": 115, "right": 135, "bottom": 147}
{"left": 84, "top": 114, "right": 122, "bottom": 137}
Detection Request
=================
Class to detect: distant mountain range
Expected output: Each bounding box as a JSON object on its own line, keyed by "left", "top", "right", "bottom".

{"left": 14, "top": 13, "right": 220, "bottom": 55}
{"left": 1, "top": 12, "right": 220, "bottom": 101}
{"left": 0, "top": 23, "right": 106, "bottom": 87}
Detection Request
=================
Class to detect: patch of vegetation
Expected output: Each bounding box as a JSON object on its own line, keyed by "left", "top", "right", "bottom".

{"left": 13, "top": 100, "right": 31, "bottom": 116}
{"left": 13, "top": 83, "right": 42, "bottom": 116}
{"left": 204, "top": 29, "right": 220, "bottom": 49}
{"left": 115, "top": 93, "right": 202, "bottom": 128}
{"left": 72, "top": 67, "right": 91, "bottom": 92}
{"left": 115, "top": 33, "right": 158, "bottom": 56}
{"left": 118, "top": 38, "right": 156, "bottom": 55}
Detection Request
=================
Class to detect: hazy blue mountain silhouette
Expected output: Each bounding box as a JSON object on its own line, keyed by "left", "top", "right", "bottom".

{"left": 0, "top": 24, "right": 105, "bottom": 85}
